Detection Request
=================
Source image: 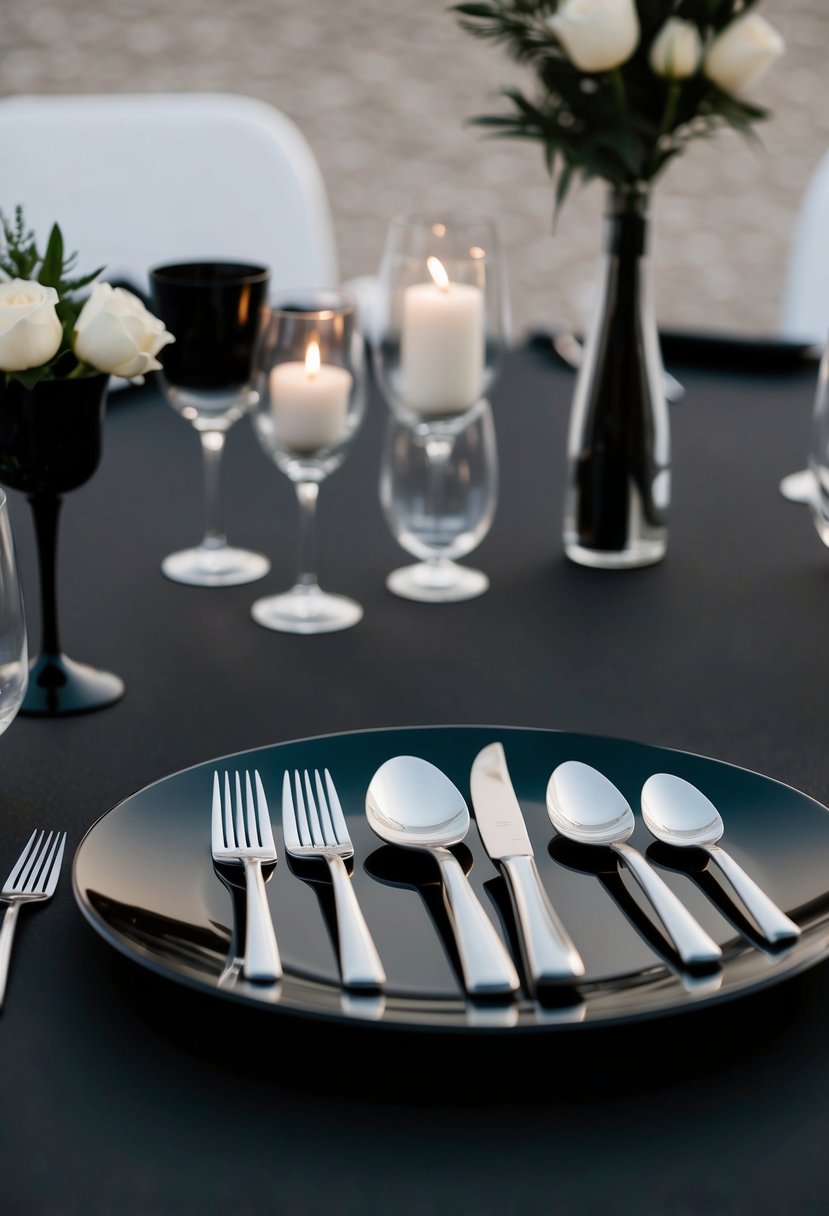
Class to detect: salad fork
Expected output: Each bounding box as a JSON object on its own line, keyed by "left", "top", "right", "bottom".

{"left": 1, "top": 829, "right": 67, "bottom": 1010}
{"left": 282, "top": 768, "right": 386, "bottom": 991}
{"left": 211, "top": 770, "right": 282, "bottom": 983}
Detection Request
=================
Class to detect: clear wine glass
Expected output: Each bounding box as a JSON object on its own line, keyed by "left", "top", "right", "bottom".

{"left": 0, "top": 491, "right": 28, "bottom": 730}
{"left": 149, "top": 261, "right": 272, "bottom": 587}
{"left": 250, "top": 291, "right": 366, "bottom": 633}
{"left": 808, "top": 335, "right": 829, "bottom": 543}
{"left": 380, "top": 399, "right": 498, "bottom": 601}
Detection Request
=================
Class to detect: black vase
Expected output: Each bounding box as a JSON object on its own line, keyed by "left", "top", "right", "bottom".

{"left": 563, "top": 184, "right": 670, "bottom": 569}
{"left": 0, "top": 372, "right": 124, "bottom": 715}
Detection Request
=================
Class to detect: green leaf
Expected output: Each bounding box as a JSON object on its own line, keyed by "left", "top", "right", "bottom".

{"left": 38, "top": 223, "right": 64, "bottom": 289}
{"left": 8, "top": 365, "right": 52, "bottom": 390}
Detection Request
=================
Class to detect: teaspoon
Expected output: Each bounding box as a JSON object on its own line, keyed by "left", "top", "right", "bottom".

{"left": 641, "top": 773, "right": 801, "bottom": 945}
{"left": 366, "top": 756, "right": 520, "bottom": 998}
{"left": 546, "top": 761, "right": 722, "bottom": 969}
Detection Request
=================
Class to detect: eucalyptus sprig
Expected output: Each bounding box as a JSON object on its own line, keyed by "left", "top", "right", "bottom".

{"left": 452, "top": 1, "right": 782, "bottom": 213}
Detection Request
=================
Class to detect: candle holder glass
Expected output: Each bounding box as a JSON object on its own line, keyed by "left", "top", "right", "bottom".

{"left": 380, "top": 398, "right": 498, "bottom": 601}
{"left": 250, "top": 291, "right": 366, "bottom": 634}
{"left": 372, "top": 213, "right": 509, "bottom": 428}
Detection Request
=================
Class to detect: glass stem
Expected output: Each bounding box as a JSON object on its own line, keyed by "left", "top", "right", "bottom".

{"left": 200, "top": 430, "right": 227, "bottom": 551}
{"left": 425, "top": 435, "right": 453, "bottom": 569}
{"left": 295, "top": 480, "right": 320, "bottom": 592}
{"left": 29, "top": 492, "right": 61, "bottom": 657}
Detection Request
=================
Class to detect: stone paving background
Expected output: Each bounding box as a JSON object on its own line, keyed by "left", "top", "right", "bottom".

{"left": 1, "top": 0, "right": 827, "bottom": 340}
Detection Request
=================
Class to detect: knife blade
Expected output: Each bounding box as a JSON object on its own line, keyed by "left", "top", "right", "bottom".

{"left": 470, "top": 742, "right": 585, "bottom": 989}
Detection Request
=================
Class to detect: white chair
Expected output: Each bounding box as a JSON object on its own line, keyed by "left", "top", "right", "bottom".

{"left": 780, "top": 148, "right": 829, "bottom": 347}
{"left": 0, "top": 92, "right": 338, "bottom": 296}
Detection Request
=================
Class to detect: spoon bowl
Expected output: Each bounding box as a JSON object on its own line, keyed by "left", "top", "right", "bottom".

{"left": 366, "top": 755, "right": 520, "bottom": 998}
{"left": 641, "top": 773, "right": 800, "bottom": 945}
{"left": 546, "top": 761, "right": 722, "bottom": 969}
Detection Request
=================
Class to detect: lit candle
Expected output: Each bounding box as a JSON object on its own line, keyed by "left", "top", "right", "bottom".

{"left": 269, "top": 339, "right": 352, "bottom": 452}
{"left": 400, "top": 255, "right": 484, "bottom": 416}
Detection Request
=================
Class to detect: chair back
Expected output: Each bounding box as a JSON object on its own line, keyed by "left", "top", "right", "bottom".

{"left": 0, "top": 92, "right": 338, "bottom": 297}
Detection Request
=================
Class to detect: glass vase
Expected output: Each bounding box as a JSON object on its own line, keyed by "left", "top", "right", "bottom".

{"left": 563, "top": 184, "right": 670, "bottom": 569}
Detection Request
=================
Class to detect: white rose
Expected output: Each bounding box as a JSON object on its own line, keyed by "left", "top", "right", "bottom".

{"left": 549, "top": 0, "right": 640, "bottom": 73}
{"left": 74, "top": 282, "right": 174, "bottom": 383}
{"left": 0, "top": 279, "right": 63, "bottom": 372}
{"left": 649, "top": 18, "right": 703, "bottom": 80}
{"left": 703, "top": 13, "right": 784, "bottom": 96}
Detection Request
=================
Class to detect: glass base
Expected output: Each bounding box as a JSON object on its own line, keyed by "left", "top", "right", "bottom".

{"left": 564, "top": 538, "right": 666, "bottom": 570}
{"left": 162, "top": 544, "right": 270, "bottom": 587}
{"left": 779, "top": 469, "right": 814, "bottom": 505}
{"left": 251, "top": 585, "right": 363, "bottom": 634}
{"left": 386, "top": 561, "right": 489, "bottom": 602}
{"left": 21, "top": 652, "right": 125, "bottom": 716}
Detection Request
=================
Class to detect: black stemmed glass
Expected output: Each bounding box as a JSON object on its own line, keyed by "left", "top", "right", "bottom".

{"left": 149, "top": 261, "right": 272, "bottom": 587}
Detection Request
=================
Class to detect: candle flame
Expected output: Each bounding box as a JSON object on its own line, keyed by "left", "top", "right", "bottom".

{"left": 426, "top": 256, "right": 450, "bottom": 292}
{"left": 305, "top": 339, "right": 321, "bottom": 378}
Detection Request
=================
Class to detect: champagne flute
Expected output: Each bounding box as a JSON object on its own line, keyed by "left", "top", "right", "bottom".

{"left": 149, "top": 261, "right": 272, "bottom": 587}
{"left": 372, "top": 214, "right": 508, "bottom": 600}
{"left": 250, "top": 291, "right": 366, "bottom": 633}
{"left": 0, "top": 491, "right": 27, "bottom": 728}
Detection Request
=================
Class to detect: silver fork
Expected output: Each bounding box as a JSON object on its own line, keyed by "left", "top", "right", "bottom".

{"left": 282, "top": 768, "right": 386, "bottom": 991}
{"left": 211, "top": 770, "right": 282, "bottom": 984}
{"left": 1, "top": 829, "right": 67, "bottom": 1010}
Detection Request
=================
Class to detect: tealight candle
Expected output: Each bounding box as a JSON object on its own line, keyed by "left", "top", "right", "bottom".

{"left": 269, "top": 339, "right": 352, "bottom": 452}
{"left": 401, "top": 256, "right": 484, "bottom": 415}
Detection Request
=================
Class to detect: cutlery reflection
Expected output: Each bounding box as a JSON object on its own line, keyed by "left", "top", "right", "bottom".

{"left": 641, "top": 773, "right": 800, "bottom": 946}
{"left": 211, "top": 769, "right": 282, "bottom": 984}
{"left": 0, "top": 829, "right": 67, "bottom": 1010}
{"left": 546, "top": 761, "right": 722, "bottom": 970}
{"left": 282, "top": 767, "right": 386, "bottom": 992}
{"left": 366, "top": 755, "right": 520, "bottom": 998}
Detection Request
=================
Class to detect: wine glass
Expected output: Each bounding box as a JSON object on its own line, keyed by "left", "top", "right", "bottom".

{"left": 149, "top": 261, "right": 272, "bottom": 587}
{"left": 250, "top": 291, "right": 366, "bottom": 634}
{"left": 0, "top": 491, "right": 27, "bottom": 730}
{"left": 380, "top": 399, "right": 498, "bottom": 601}
{"left": 372, "top": 214, "right": 508, "bottom": 599}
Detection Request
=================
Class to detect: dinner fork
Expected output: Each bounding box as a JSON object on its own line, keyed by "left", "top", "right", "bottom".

{"left": 1, "top": 829, "right": 67, "bottom": 1010}
{"left": 282, "top": 768, "right": 386, "bottom": 991}
{"left": 211, "top": 770, "right": 282, "bottom": 983}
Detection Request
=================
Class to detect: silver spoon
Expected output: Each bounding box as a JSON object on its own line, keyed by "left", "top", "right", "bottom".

{"left": 546, "top": 761, "right": 722, "bottom": 968}
{"left": 365, "top": 756, "right": 520, "bottom": 998}
{"left": 641, "top": 773, "right": 801, "bottom": 945}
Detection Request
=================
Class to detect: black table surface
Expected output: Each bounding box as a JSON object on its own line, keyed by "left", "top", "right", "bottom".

{"left": 2, "top": 345, "right": 828, "bottom": 1215}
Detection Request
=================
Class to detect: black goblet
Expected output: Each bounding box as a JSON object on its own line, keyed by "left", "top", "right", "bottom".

{"left": 0, "top": 372, "right": 124, "bottom": 716}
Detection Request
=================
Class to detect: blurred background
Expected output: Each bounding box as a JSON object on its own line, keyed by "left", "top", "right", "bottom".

{"left": 1, "top": 0, "right": 825, "bottom": 341}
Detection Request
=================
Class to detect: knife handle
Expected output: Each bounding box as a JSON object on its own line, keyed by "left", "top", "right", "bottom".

{"left": 501, "top": 855, "right": 585, "bottom": 987}
{"left": 435, "top": 848, "right": 520, "bottom": 998}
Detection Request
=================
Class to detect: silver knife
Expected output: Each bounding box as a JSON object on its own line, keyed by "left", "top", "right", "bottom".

{"left": 470, "top": 742, "right": 585, "bottom": 989}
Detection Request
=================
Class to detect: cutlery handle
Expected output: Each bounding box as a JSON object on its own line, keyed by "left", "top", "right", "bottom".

{"left": 435, "top": 849, "right": 520, "bottom": 998}
{"left": 612, "top": 842, "right": 722, "bottom": 968}
{"left": 501, "top": 855, "right": 585, "bottom": 986}
{"left": 0, "top": 902, "right": 20, "bottom": 1011}
{"left": 328, "top": 855, "right": 386, "bottom": 991}
{"left": 706, "top": 845, "right": 800, "bottom": 944}
{"left": 242, "top": 859, "right": 282, "bottom": 983}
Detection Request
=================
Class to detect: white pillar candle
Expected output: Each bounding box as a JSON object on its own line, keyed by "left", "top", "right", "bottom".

{"left": 401, "top": 256, "right": 485, "bottom": 416}
{"left": 269, "top": 340, "right": 352, "bottom": 452}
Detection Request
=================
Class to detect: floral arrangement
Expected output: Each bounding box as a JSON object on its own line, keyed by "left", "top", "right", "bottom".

{"left": 453, "top": 0, "right": 785, "bottom": 209}
{"left": 0, "top": 206, "right": 174, "bottom": 389}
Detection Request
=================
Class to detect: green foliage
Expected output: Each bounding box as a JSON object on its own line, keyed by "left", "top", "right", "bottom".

{"left": 0, "top": 205, "right": 104, "bottom": 387}
{"left": 452, "top": 1, "right": 773, "bottom": 214}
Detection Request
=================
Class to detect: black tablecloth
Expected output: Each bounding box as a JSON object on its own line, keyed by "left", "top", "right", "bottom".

{"left": 2, "top": 347, "right": 828, "bottom": 1215}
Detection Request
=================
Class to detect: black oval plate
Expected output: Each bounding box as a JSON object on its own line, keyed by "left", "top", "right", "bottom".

{"left": 72, "top": 726, "right": 829, "bottom": 1034}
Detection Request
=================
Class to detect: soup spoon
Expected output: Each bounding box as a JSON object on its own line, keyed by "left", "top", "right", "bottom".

{"left": 366, "top": 755, "right": 520, "bottom": 998}
{"left": 546, "top": 761, "right": 722, "bottom": 969}
{"left": 641, "top": 773, "right": 801, "bottom": 945}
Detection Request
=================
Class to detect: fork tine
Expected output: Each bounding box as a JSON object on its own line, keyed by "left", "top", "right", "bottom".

{"left": 41, "top": 832, "right": 66, "bottom": 897}
{"left": 244, "top": 771, "right": 260, "bottom": 848}
{"left": 324, "top": 769, "right": 351, "bottom": 847}
{"left": 254, "top": 772, "right": 275, "bottom": 851}
{"left": 234, "top": 771, "right": 247, "bottom": 848}
{"left": 4, "top": 829, "right": 39, "bottom": 889}
{"left": 281, "top": 770, "right": 302, "bottom": 851}
{"left": 223, "top": 772, "right": 235, "bottom": 849}
{"left": 314, "top": 770, "right": 337, "bottom": 846}
{"left": 212, "top": 772, "right": 224, "bottom": 851}
{"left": 23, "top": 831, "right": 52, "bottom": 891}
{"left": 293, "top": 770, "right": 311, "bottom": 847}
{"left": 303, "top": 770, "right": 324, "bottom": 846}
